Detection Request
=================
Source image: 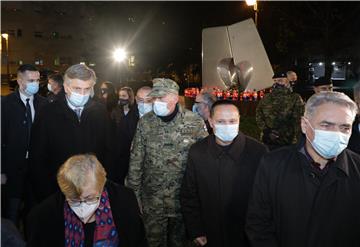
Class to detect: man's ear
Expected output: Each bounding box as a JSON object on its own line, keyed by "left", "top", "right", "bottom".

{"left": 300, "top": 117, "right": 307, "bottom": 134}
{"left": 208, "top": 117, "right": 215, "bottom": 129}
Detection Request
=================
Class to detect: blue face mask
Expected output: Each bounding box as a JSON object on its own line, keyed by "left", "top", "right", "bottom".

{"left": 138, "top": 102, "right": 153, "bottom": 117}
{"left": 306, "top": 120, "right": 350, "bottom": 159}
{"left": 214, "top": 124, "right": 239, "bottom": 142}
{"left": 24, "top": 82, "right": 39, "bottom": 95}
{"left": 192, "top": 103, "right": 198, "bottom": 114}
{"left": 153, "top": 101, "right": 170, "bottom": 116}
{"left": 67, "top": 91, "right": 90, "bottom": 107}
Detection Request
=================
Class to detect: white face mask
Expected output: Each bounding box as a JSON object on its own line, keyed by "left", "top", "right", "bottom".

{"left": 306, "top": 120, "right": 350, "bottom": 159}
{"left": 70, "top": 199, "right": 100, "bottom": 223}
{"left": 214, "top": 124, "right": 239, "bottom": 142}
{"left": 153, "top": 101, "right": 170, "bottom": 116}
{"left": 138, "top": 102, "right": 153, "bottom": 117}
{"left": 67, "top": 90, "right": 90, "bottom": 107}
{"left": 47, "top": 83, "right": 53, "bottom": 92}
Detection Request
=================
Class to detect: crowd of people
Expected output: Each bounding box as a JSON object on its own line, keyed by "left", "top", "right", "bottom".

{"left": 1, "top": 63, "right": 360, "bottom": 247}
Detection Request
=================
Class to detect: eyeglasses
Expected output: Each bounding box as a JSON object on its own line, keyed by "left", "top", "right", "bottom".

{"left": 67, "top": 196, "right": 100, "bottom": 207}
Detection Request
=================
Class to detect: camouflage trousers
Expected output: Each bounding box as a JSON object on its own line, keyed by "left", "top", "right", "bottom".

{"left": 143, "top": 213, "right": 188, "bottom": 247}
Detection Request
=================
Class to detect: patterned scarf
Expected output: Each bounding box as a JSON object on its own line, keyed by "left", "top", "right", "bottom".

{"left": 64, "top": 189, "right": 119, "bottom": 247}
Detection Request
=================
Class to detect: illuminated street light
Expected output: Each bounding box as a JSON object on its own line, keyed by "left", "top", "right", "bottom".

{"left": 331, "top": 62, "right": 336, "bottom": 66}
{"left": 1, "top": 33, "right": 10, "bottom": 82}
{"left": 246, "top": 0, "right": 258, "bottom": 27}
{"left": 318, "top": 62, "right": 323, "bottom": 66}
{"left": 113, "top": 48, "right": 127, "bottom": 62}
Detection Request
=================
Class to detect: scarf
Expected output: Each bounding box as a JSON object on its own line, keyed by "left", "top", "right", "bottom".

{"left": 64, "top": 189, "right": 119, "bottom": 247}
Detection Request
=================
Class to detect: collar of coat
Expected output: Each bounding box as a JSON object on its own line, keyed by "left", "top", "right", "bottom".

{"left": 208, "top": 132, "right": 246, "bottom": 161}
{"left": 296, "top": 142, "right": 351, "bottom": 177}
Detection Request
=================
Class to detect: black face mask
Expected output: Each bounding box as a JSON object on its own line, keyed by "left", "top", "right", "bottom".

{"left": 118, "top": 99, "right": 129, "bottom": 106}
{"left": 290, "top": 80, "right": 297, "bottom": 87}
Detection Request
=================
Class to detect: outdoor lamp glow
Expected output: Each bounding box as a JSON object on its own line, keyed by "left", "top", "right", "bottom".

{"left": 113, "top": 48, "right": 127, "bottom": 62}
{"left": 246, "top": 0, "right": 257, "bottom": 6}
{"left": 2, "top": 33, "right": 9, "bottom": 39}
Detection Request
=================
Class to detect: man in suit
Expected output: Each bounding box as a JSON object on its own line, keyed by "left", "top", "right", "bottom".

{"left": 1, "top": 64, "right": 48, "bottom": 225}
{"left": 28, "top": 64, "right": 115, "bottom": 204}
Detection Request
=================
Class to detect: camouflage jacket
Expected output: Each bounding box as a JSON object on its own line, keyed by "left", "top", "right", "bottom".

{"left": 126, "top": 105, "right": 208, "bottom": 217}
{"left": 256, "top": 87, "right": 305, "bottom": 145}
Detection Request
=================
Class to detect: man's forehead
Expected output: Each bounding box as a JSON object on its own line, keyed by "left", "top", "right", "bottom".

{"left": 213, "top": 105, "right": 239, "bottom": 117}
{"left": 311, "top": 103, "right": 353, "bottom": 124}
{"left": 68, "top": 78, "right": 93, "bottom": 87}
{"left": 22, "top": 70, "right": 40, "bottom": 78}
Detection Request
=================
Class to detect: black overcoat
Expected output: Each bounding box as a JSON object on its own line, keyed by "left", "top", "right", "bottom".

{"left": 26, "top": 181, "right": 147, "bottom": 247}
{"left": 28, "top": 96, "right": 116, "bottom": 202}
{"left": 181, "top": 133, "right": 268, "bottom": 247}
{"left": 246, "top": 145, "right": 360, "bottom": 247}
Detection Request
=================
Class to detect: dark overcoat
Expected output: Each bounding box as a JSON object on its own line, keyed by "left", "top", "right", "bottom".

{"left": 181, "top": 133, "right": 268, "bottom": 247}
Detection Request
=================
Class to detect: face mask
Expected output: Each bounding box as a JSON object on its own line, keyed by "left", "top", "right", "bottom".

{"left": 70, "top": 199, "right": 100, "bottom": 223}
{"left": 306, "top": 120, "right": 350, "bottom": 159}
{"left": 47, "top": 83, "right": 53, "bottom": 92}
{"left": 138, "top": 102, "right": 153, "bottom": 117}
{"left": 67, "top": 90, "right": 90, "bottom": 107}
{"left": 153, "top": 101, "right": 170, "bottom": 116}
{"left": 214, "top": 124, "right": 239, "bottom": 142}
{"left": 118, "top": 99, "right": 129, "bottom": 106}
{"left": 24, "top": 82, "right": 39, "bottom": 95}
{"left": 192, "top": 103, "right": 198, "bottom": 114}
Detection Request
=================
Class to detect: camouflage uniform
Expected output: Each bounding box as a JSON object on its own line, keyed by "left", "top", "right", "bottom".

{"left": 127, "top": 78, "right": 208, "bottom": 247}
{"left": 256, "top": 85, "right": 304, "bottom": 149}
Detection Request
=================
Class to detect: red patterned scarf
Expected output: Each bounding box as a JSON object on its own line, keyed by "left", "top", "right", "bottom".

{"left": 64, "top": 189, "right": 119, "bottom": 246}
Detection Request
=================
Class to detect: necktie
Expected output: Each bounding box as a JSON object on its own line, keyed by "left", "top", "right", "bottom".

{"left": 74, "top": 108, "right": 81, "bottom": 121}
{"left": 25, "top": 98, "right": 32, "bottom": 149}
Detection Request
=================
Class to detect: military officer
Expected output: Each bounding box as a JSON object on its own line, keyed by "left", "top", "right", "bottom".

{"left": 256, "top": 71, "right": 305, "bottom": 150}
{"left": 127, "top": 78, "right": 208, "bottom": 247}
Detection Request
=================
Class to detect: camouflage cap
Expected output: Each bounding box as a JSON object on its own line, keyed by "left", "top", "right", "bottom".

{"left": 148, "top": 78, "right": 179, "bottom": 97}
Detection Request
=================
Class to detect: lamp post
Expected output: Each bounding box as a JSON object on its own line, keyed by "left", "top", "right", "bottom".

{"left": 113, "top": 48, "right": 127, "bottom": 84}
{"left": 246, "top": 0, "right": 258, "bottom": 27}
{"left": 2, "top": 33, "right": 10, "bottom": 83}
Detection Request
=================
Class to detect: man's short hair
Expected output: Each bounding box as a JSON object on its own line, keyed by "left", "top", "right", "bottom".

{"left": 286, "top": 71, "right": 296, "bottom": 76}
{"left": 48, "top": 73, "right": 64, "bottom": 86}
{"left": 17, "top": 64, "right": 38, "bottom": 75}
{"left": 57, "top": 154, "right": 106, "bottom": 199}
{"left": 64, "top": 64, "right": 96, "bottom": 85}
{"left": 304, "top": 91, "right": 358, "bottom": 120}
{"left": 136, "top": 86, "right": 152, "bottom": 96}
{"left": 210, "top": 99, "right": 240, "bottom": 117}
{"left": 199, "top": 92, "right": 217, "bottom": 109}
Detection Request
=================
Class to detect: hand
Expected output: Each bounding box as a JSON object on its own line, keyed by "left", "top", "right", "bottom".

{"left": 194, "top": 236, "right": 207, "bottom": 246}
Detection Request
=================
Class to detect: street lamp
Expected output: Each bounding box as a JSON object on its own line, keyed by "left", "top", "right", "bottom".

{"left": 113, "top": 48, "right": 127, "bottom": 63}
{"left": 113, "top": 48, "right": 127, "bottom": 84}
{"left": 246, "top": 0, "right": 258, "bottom": 27}
{"left": 1, "top": 33, "right": 10, "bottom": 83}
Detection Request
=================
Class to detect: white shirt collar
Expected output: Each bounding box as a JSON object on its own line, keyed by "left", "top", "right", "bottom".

{"left": 19, "top": 90, "right": 34, "bottom": 103}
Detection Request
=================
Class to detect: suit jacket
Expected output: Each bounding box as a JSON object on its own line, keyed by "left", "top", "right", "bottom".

{"left": 1, "top": 90, "right": 47, "bottom": 197}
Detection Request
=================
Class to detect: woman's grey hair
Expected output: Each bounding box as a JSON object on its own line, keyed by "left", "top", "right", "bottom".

{"left": 64, "top": 64, "right": 97, "bottom": 85}
{"left": 57, "top": 154, "right": 106, "bottom": 199}
{"left": 304, "top": 91, "right": 358, "bottom": 120}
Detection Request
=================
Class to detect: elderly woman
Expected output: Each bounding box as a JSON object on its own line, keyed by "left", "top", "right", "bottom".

{"left": 26, "top": 154, "right": 147, "bottom": 247}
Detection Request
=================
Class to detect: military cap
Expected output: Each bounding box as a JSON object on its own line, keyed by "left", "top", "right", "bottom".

{"left": 148, "top": 78, "right": 179, "bottom": 97}
{"left": 272, "top": 71, "right": 287, "bottom": 79}
{"left": 313, "top": 76, "right": 332, "bottom": 87}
